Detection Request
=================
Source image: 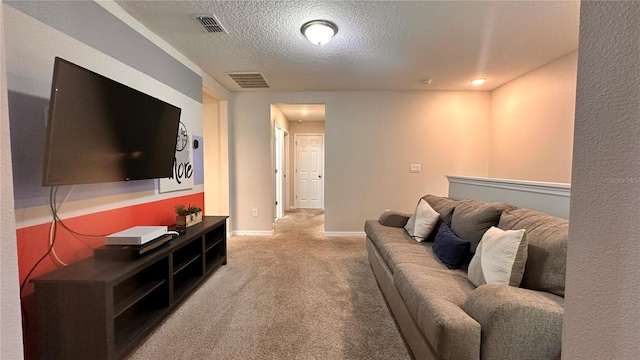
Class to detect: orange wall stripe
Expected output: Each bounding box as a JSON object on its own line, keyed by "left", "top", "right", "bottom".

{"left": 17, "top": 192, "right": 204, "bottom": 294}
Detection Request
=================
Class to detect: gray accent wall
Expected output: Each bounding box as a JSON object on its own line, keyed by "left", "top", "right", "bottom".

{"left": 4, "top": 1, "right": 205, "bottom": 209}
{"left": 5, "top": 0, "right": 202, "bottom": 103}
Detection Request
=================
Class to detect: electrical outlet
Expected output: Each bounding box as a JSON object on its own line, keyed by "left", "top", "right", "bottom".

{"left": 409, "top": 164, "right": 422, "bottom": 173}
{"left": 252, "top": 209, "right": 258, "bottom": 217}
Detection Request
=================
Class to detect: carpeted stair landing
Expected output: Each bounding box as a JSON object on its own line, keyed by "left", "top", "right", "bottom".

{"left": 128, "top": 210, "right": 411, "bottom": 360}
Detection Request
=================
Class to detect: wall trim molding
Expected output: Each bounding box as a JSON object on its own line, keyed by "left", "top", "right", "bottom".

{"left": 324, "top": 231, "right": 366, "bottom": 237}
{"left": 446, "top": 175, "right": 571, "bottom": 197}
{"left": 15, "top": 186, "right": 205, "bottom": 229}
{"left": 230, "top": 230, "right": 274, "bottom": 237}
{"left": 446, "top": 175, "right": 571, "bottom": 219}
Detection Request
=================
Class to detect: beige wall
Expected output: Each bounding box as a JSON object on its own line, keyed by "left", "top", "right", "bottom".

{"left": 203, "top": 91, "right": 230, "bottom": 217}
{"left": 0, "top": 0, "right": 25, "bottom": 355}
{"left": 288, "top": 120, "right": 325, "bottom": 135}
{"left": 203, "top": 91, "right": 221, "bottom": 214}
{"left": 229, "top": 91, "right": 490, "bottom": 233}
{"left": 270, "top": 104, "right": 290, "bottom": 133}
{"left": 489, "top": 51, "right": 577, "bottom": 183}
{"left": 288, "top": 121, "right": 325, "bottom": 208}
{"left": 563, "top": 2, "right": 640, "bottom": 358}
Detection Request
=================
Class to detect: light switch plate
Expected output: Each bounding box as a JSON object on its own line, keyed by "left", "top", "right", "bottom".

{"left": 409, "top": 164, "right": 421, "bottom": 173}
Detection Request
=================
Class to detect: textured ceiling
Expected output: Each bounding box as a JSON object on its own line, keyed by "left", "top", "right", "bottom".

{"left": 115, "top": 0, "right": 580, "bottom": 92}
{"left": 277, "top": 104, "right": 325, "bottom": 122}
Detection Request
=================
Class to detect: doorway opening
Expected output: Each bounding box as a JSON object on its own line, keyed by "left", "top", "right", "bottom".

{"left": 270, "top": 103, "right": 325, "bottom": 232}
{"left": 274, "top": 123, "right": 285, "bottom": 220}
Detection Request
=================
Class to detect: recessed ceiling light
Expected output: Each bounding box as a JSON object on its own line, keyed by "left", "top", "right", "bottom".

{"left": 470, "top": 78, "right": 487, "bottom": 86}
{"left": 301, "top": 109, "right": 309, "bottom": 115}
{"left": 301, "top": 20, "right": 338, "bottom": 46}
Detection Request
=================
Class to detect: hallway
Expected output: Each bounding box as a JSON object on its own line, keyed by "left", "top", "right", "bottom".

{"left": 274, "top": 209, "right": 325, "bottom": 237}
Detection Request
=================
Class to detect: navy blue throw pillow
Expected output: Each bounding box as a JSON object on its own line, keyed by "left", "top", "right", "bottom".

{"left": 433, "top": 222, "right": 471, "bottom": 269}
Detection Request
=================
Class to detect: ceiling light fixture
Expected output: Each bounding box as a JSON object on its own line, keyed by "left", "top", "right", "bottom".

{"left": 470, "top": 78, "right": 487, "bottom": 86}
{"left": 301, "top": 109, "right": 309, "bottom": 115}
{"left": 301, "top": 20, "right": 338, "bottom": 46}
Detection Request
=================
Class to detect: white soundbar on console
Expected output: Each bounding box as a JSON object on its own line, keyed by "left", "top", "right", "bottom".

{"left": 106, "top": 226, "right": 168, "bottom": 245}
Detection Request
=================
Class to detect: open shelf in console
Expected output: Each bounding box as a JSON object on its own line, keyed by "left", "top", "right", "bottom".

{"left": 172, "top": 238, "right": 204, "bottom": 301}
{"left": 172, "top": 239, "right": 203, "bottom": 276}
{"left": 204, "top": 225, "right": 225, "bottom": 251}
{"left": 204, "top": 221, "right": 226, "bottom": 273}
{"left": 113, "top": 257, "right": 169, "bottom": 317}
{"left": 114, "top": 285, "right": 168, "bottom": 354}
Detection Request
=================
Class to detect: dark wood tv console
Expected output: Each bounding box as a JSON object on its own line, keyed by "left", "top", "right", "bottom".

{"left": 31, "top": 216, "right": 228, "bottom": 360}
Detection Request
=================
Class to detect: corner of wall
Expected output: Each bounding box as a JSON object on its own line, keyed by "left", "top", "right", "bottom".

{"left": 487, "top": 52, "right": 578, "bottom": 183}
{"left": 0, "top": 0, "right": 26, "bottom": 355}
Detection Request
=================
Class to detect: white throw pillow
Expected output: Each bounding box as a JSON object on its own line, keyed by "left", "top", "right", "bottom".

{"left": 404, "top": 199, "right": 440, "bottom": 242}
{"left": 467, "top": 226, "right": 528, "bottom": 287}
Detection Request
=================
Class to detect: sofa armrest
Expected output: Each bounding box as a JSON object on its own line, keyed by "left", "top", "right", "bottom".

{"left": 462, "top": 284, "right": 564, "bottom": 360}
{"left": 378, "top": 211, "right": 411, "bottom": 228}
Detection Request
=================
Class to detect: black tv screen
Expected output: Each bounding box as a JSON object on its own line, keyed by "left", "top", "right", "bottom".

{"left": 42, "top": 57, "right": 181, "bottom": 186}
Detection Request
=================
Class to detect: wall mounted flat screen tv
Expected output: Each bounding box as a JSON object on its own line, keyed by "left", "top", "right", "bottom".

{"left": 42, "top": 57, "right": 181, "bottom": 186}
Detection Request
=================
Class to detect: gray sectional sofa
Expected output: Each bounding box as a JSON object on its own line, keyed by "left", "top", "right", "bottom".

{"left": 364, "top": 194, "right": 568, "bottom": 360}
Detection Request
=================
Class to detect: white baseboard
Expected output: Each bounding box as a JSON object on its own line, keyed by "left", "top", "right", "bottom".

{"left": 230, "top": 230, "right": 274, "bottom": 237}
{"left": 324, "top": 231, "right": 366, "bottom": 237}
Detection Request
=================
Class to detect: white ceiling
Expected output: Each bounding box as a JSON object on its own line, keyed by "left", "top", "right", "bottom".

{"left": 115, "top": 0, "right": 580, "bottom": 92}
{"left": 277, "top": 103, "right": 325, "bottom": 122}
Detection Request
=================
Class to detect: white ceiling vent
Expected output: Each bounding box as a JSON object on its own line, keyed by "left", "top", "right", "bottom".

{"left": 226, "top": 72, "right": 270, "bottom": 89}
{"left": 192, "top": 14, "right": 228, "bottom": 34}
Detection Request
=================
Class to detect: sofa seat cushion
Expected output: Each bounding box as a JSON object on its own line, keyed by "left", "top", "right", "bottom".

{"left": 498, "top": 208, "right": 568, "bottom": 297}
{"left": 380, "top": 242, "right": 445, "bottom": 274}
{"left": 365, "top": 220, "right": 414, "bottom": 251}
{"left": 394, "top": 263, "right": 481, "bottom": 360}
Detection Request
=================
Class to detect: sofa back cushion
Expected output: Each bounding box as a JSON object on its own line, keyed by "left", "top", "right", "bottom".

{"left": 422, "top": 195, "right": 459, "bottom": 226}
{"left": 498, "top": 208, "right": 568, "bottom": 297}
{"left": 450, "top": 199, "right": 515, "bottom": 252}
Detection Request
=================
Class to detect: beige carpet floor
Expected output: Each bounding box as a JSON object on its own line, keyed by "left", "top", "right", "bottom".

{"left": 128, "top": 210, "right": 411, "bottom": 360}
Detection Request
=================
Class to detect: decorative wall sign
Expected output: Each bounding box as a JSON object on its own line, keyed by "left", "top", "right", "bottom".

{"left": 159, "top": 121, "right": 194, "bottom": 193}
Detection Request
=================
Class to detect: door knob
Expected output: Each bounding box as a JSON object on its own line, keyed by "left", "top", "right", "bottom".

{"left": 319, "top": 175, "right": 322, "bottom": 178}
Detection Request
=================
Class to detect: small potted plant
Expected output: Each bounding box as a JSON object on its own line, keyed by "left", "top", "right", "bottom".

{"left": 175, "top": 203, "right": 203, "bottom": 229}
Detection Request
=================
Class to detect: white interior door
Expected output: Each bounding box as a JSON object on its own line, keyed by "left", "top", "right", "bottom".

{"left": 295, "top": 134, "right": 324, "bottom": 209}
